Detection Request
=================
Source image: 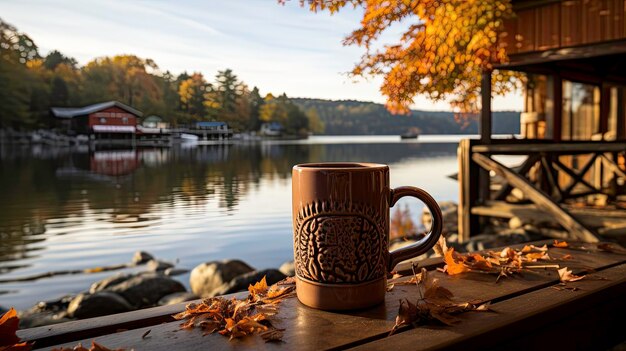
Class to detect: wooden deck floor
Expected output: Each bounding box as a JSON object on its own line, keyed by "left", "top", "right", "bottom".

{"left": 17, "top": 241, "right": 626, "bottom": 350}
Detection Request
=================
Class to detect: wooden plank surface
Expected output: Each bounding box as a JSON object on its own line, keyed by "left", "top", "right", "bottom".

{"left": 37, "top": 243, "right": 626, "bottom": 351}
{"left": 18, "top": 294, "right": 243, "bottom": 348}
{"left": 349, "top": 263, "right": 626, "bottom": 351}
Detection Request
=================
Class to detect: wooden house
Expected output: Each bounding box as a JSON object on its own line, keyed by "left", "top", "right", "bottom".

{"left": 51, "top": 101, "right": 141, "bottom": 140}
{"left": 459, "top": 0, "right": 626, "bottom": 243}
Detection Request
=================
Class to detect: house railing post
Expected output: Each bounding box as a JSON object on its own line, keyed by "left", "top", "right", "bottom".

{"left": 458, "top": 139, "right": 479, "bottom": 242}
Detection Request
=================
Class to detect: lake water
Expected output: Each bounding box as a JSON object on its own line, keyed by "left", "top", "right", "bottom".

{"left": 0, "top": 135, "right": 472, "bottom": 310}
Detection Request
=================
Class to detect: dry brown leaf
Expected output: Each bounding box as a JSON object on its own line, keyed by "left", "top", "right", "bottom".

{"left": 551, "top": 285, "right": 580, "bottom": 292}
{"left": 275, "top": 276, "right": 296, "bottom": 286}
{"left": 51, "top": 341, "right": 126, "bottom": 351}
{"left": 266, "top": 285, "right": 296, "bottom": 300}
{"left": 531, "top": 244, "right": 548, "bottom": 252}
{"left": 390, "top": 267, "right": 490, "bottom": 334}
{"left": 439, "top": 240, "right": 572, "bottom": 283}
{"left": 174, "top": 275, "right": 295, "bottom": 340}
{"left": 432, "top": 236, "right": 448, "bottom": 257}
{"left": 423, "top": 279, "right": 454, "bottom": 305}
{"left": 558, "top": 267, "right": 585, "bottom": 282}
{"left": 260, "top": 328, "right": 285, "bottom": 343}
{"left": 524, "top": 252, "right": 549, "bottom": 262}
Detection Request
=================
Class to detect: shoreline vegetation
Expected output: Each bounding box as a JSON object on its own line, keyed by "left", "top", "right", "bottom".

{"left": 1, "top": 18, "right": 520, "bottom": 138}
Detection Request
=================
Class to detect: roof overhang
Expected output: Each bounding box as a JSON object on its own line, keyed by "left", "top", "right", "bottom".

{"left": 495, "top": 39, "right": 626, "bottom": 84}
{"left": 51, "top": 101, "right": 143, "bottom": 119}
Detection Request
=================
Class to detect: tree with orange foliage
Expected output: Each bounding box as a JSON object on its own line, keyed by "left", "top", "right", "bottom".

{"left": 390, "top": 204, "right": 417, "bottom": 240}
{"left": 285, "top": 0, "right": 522, "bottom": 115}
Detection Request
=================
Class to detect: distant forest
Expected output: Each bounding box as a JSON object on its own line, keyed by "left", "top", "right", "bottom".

{"left": 1, "top": 17, "right": 520, "bottom": 136}
{"left": 293, "top": 98, "right": 520, "bottom": 135}
{"left": 0, "top": 18, "right": 313, "bottom": 134}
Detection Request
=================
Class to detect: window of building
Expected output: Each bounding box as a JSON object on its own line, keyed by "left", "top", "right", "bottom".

{"left": 562, "top": 80, "right": 600, "bottom": 141}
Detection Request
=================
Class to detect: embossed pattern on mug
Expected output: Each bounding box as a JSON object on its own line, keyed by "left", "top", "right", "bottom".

{"left": 294, "top": 200, "right": 387, "bottom": 283}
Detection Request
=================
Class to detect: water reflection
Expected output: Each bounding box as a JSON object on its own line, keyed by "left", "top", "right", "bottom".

{"left": 0, "top": 137, "right": 459, "bottom": 308}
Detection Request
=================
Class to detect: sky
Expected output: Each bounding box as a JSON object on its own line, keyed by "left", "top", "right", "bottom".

{"left": 0, "top": 0, "right": 523, "bottom": 111}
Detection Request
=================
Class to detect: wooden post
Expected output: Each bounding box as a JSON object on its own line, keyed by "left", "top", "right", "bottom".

{"left": 617, "top": 87, "right": 625, "bottom": 140}
{"left": 599, "top": 83, "right": 610, "bottom": 135}
{"left": 458, "top": 139, "right": 479, "bottom": 242}
{"left": 552, "top": 74, "right": 563, "bottom": 141}
{"left": 478, "top": 70, "right": 492, "bottom": 207}
{"left": 481, "top": 70, "right": 492, "bottom": 143}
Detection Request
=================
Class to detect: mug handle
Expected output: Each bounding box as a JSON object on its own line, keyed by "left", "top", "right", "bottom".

{"left": 387, "top": 186, "right": 443, "bottom": 272}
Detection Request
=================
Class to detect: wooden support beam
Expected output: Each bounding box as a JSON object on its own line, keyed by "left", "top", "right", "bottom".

{"left": 561, "top": 154, "right": 601, "bottom": 196}
{"left": 540, "top": 155, "right": 562, "bottom": 201}
{"left": 472, "top": 153, "right": 602, "bottom": 243}
{"left": 494, "top": 154, "right": 542, "bottom": 201}
{"left": 600, "top": 153, "right": 626, "bottom": 178}
{"left": 481, "top": 70, "right": 492, "bottom": 143}
{"left": 552, "top": 158, "right": 602, "bottom": 199}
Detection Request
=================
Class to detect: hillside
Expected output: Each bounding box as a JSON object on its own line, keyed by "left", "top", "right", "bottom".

{"left": 291, "top": 98, "right": 520, "bottom": 135}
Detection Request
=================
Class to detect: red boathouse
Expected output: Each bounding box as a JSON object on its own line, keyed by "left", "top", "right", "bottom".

{"left": 51, "top": 101, "right": 142, "bottom": 139}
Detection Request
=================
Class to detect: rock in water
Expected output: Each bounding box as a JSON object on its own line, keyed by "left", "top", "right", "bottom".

{"left": 67, "top": 292, "right": 134, "bottom": 319}
{"left": 278, "top": 261, "right": 295, "bottom": 276}
{"left": 164, "top": 267, "right": 189, "bottom": 277}
{"left": 108, "top": 274, "right": 186, "bottom": 308}
{"left": 90, "top": 273, "right": 133, "bottom": 293}
{"left": 132, "top": 251, "right": 154, "bottom": 265}
{"left": 189, "top": 259, "right": 254, "bottom": 297}
{"left": 158, "top": 292, "right": 198, "bottom": 306}
{"left": 146, "top": 259, "right": 174, "bottom": 272}
{"left": 212, "top": 269, "right": 287, "bottom": 296}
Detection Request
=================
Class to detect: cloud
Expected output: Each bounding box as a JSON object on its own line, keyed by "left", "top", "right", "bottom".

{"left": 0, "top": 0, "right": 522, "bottom": 111}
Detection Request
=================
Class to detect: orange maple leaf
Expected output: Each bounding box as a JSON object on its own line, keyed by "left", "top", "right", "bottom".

{"left": 1, "top": 342, "right": 34, "bottom": 351}
{"left": 444, "top": 248, "right": 470, "bottom": 275}
{"left": 0, "top": 308, "right": 21, "bottom": 348}
{"left": 248, "top": 276, "right": 269, "bottom": 297}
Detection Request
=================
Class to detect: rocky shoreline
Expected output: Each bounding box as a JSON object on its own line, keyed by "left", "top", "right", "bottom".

{"left": 9, "top": 200, "right": 557, "bottom": 328}
{"left": 13, "top": 250, "right": 296, "bottom": 329}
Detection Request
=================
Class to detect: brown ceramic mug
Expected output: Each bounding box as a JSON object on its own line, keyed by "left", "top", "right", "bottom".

{"left": 292, "top": 162, "right": 443, "bottom": 310}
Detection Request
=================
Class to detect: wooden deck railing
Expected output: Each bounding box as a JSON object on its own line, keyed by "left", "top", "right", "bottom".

{"left": 457, "top": 139, "right": 626, "bottom": 242}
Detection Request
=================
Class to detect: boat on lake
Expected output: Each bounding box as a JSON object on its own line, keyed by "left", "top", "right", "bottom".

{"left": 400, "top": 131, "right": 419, "bottom": 139}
